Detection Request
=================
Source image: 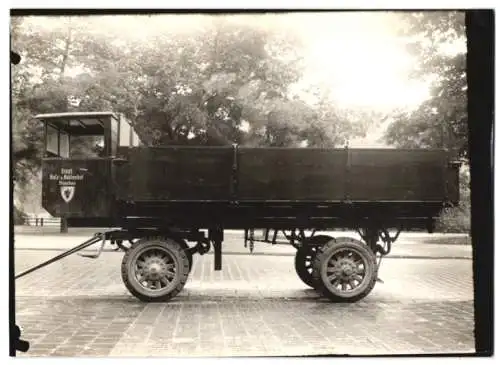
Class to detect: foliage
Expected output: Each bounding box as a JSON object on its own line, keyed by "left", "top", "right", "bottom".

{"left": 436, "top": 165, "right": 470, "bottom": 233}
{"left": 13, "top": 205, "right": 27, "bottom": 225}
{"left": 381, "top": 12, "right": 470, "bottom": 233}
{"left": 384, "top": 11, "right": 468, "bottom": 158}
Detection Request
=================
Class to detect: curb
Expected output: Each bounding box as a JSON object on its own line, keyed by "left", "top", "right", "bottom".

{"left": 13, "top": 230, "right": 472, "bottom": 246}
{"left": 14, "top": 247, "right": 472, "bottom": 260}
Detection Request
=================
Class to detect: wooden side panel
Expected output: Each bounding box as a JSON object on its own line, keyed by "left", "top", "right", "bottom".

{"left": 42, "top": 158, "right": 112, "bottom": 217}
{"left": 237, "top": 148, "right": 449, "bottom": 202}
{"left": 127, "top": 147, "right": 233, "bottom": 201}
{"left": 347, "top": 150, "right": 447, "bottom": 201}
{"left": 237, "top": 148, "right": 347, "bottom": 201}
{"left": 115, "top": 146, "right": 454, "bottom": 204}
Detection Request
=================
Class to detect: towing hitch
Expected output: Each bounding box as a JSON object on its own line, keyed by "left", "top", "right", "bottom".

{"left": 78, "top": 234, "right": 107, "bottom": 259}
{"left": 15, "top": 231, "right": 119, "bottom": 280}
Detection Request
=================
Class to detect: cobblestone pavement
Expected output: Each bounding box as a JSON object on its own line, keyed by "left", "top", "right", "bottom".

{"left": 15, "top": 247, "right": 475, "bottom": 357}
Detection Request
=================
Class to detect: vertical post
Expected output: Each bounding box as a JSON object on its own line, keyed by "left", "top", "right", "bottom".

{"left": 230, "top": 143, "right": 239, "bottom": 204}
{"left": 60, "top": 218, "right": 68, "bottom": 233}
{"left": 209, "top": 227, "right": 223, "bottom": 271}
{"left": 361, "top": 227, "right": 379, "bottom": 252}
{"left": 272, "top": 229, "right": 278, "bottom": 245}
{"left": 344, "top": 142, "right": 351, "bottom": 203}
{"left": 213, "top": 240, "right": 222, "bottom": 271}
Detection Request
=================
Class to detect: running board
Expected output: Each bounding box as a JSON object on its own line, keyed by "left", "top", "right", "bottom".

{"left": 15, "top": 232, "right": 113, "bottom": 280}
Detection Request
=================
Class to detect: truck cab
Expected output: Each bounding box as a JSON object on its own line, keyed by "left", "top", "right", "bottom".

{"left": 36, "top": 112, "right": 142, "bottom": 222}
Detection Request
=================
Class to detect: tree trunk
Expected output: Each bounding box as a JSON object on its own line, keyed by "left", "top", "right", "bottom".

{"left": 59, "top": 22, "right": 73, "bottom": 80}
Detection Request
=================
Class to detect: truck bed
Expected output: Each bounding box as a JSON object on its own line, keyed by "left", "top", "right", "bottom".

{"left": 115, "top": 146, "right": 459, "bottom": 204}
{"left": 106, "top": 146, "right": 460, "bottom": 230}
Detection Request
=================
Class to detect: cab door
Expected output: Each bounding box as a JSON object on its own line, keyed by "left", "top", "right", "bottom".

{"left": 110, "top": 115, "right": 142, "bottom": 202}
{"left": 42, "top": 158, "right": 112, "bottom": 218}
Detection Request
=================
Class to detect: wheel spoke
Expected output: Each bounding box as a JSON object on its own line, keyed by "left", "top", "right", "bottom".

{"left": 355, "top": 266, "right": 365, "bottom": 275}
{"left": 353, "top": 274, "right": 364, "bottom": 282}
{"left": 327, "top": 273, "right": 340, "bottom": 282}
{"left": 341, "top": 283, "right": 347, "bottom": 291}
{"left": 353, "top": 259, "right": 364, "bottom": 266}
{"left": 348, "top": 278, "right": 357, "bottom": 289}
{"left": 136, "top": 260, "right": 146, "bottom": 268}
{"left": 332, "top": 277, "right": 341, "bottom": 287}
{"left": 327, "top": 258, "right": 338, "bottom": 267}
{"left": 160, "top": 276, "right": 171, "bottom": 285}
{"left": 163, "top": 255, "right": 174, "bottom": 265}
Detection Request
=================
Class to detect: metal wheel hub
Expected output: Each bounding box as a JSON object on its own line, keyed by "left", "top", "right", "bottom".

{"left": 143, "top": 257, "right": 168, "bottom": 280}
{"left": 324, "top": 250, "right": 366, "bottom": 293}
{"left": 134, "top": 249, "right": 177, "bottom": 291}
{"left": 337, "top": 258, "right": 357, "bottom": 280}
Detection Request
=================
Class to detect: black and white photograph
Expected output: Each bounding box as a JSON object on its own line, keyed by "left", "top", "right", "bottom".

{"left": 8, "top": 6, "right": 494, "bottom": 358}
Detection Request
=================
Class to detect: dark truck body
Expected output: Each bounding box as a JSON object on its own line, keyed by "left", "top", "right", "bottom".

{"left": 42, "top": 144, "right": 460, "bottom": 231}
{"left": 32, "top": 111, "right": 462, "bottom": 304}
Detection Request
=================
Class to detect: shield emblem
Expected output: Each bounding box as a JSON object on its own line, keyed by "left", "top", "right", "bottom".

{"left": 60, "top": 186, "right": 75, "bottom": 203}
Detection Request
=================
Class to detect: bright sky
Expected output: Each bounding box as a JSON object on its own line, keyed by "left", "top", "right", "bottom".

{"left": 279, "top": 12, "right": 432, "bottom": 112}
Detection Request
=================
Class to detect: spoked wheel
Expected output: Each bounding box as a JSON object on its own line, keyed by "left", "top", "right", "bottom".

{"left": 312, "top": 237, "right": 378, "bottom": 302}
{"left": 121, "top": 238, "right": 190, "bottom": 302}
{"left": 294, "top": 235, "right": 333, "bottom": 288}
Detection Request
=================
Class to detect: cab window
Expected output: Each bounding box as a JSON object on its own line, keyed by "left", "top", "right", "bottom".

{"left": 70, "top": 135, "right": 105, "bottom": 158}
{"left": 118, "top": 118, "right": 142, "bottom": 147}
{"left": 44, "top": 118, "right": 107, "bottom": 158}
{"left": 110, "top": 118, "right": 118, "bottom": 155}
{"left": 46, "top": 124, "right": 70, "bottom": 158}
{"left": 60, "top": 131, "right": 70, "bottom": 158}
{"left": 119, "top": 120, "right": 131, "bottom": 146}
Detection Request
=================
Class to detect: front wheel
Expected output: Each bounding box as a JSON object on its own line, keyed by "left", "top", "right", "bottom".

{"left": 121, "top": 238, "right": 190, "bottom": 302}
{"left": 311, "top": 237, "right": 378, "bottom": 302}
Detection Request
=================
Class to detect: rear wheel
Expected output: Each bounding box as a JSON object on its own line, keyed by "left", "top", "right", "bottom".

{"left": 294, "top": 235, "right": 333, "bottom": 288}
{"left": 121, "top": 238, "right": 190, "bottom": 302}
{"left": 311, "top": 237, "right": 378, "bottom": 302}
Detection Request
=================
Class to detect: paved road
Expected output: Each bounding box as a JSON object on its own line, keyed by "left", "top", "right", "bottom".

{"left": 14, "top": 234, "right": 475, "bottom": 357}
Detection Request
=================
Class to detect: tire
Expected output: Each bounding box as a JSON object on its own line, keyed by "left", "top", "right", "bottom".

{"left": 121, "top": 237, "right": 190, "bottom": 302}
{"left": 311, "top": 237, "right": 378, "bottom": 303}
{"left": 294, "top": 235, "right": 333, "bottom": 288}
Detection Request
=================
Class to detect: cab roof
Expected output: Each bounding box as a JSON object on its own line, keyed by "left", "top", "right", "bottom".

{"left": 34, "top": 111, "right": 119, "bottom": 121}
{"left": 35, "top": 112, "right": 120, "bottom": 135}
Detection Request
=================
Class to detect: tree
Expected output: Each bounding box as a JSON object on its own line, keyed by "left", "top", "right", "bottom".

{"left": 384, "top": 11, "right": 467, "bottom": 159}
{"left": 11, "top": 14, "right": 377, "bottom": 215}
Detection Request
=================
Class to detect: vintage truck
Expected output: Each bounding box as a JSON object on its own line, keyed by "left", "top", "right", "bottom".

{"left": 16, "top": 111, "right": 461, "bottom": 303}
